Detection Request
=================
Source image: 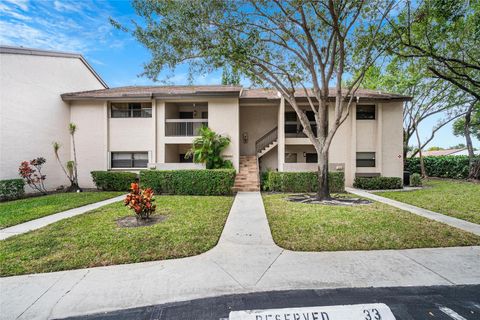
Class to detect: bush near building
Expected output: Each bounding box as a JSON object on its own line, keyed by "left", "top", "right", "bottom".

{"left": 91, "top": 171, "right": 138, "bottom": 191}
{"left": 410, "top": 173, "right": 422, "bottom": 187}
{"left": 140, "top": 169, "right": 236, "bottom": 195}
{"left": 353, "top": 177, "right": 402, "bottom": 190}
{"left": 0, "top": 179, "right": 25, "bottom": 201}
{"left": 262, "top": 171, "right": 345, "bottom": 193}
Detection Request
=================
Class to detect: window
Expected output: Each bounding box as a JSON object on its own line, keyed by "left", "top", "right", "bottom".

{"left": 306, "top": 153, "right": 318, "bottom": 163}
{"left": 356, "top": 152, "right": 376, "bottom": 167}
{"left": 356, "top": 105, "right": 375, "bottom": 120}
{"left": 201, "top": 111, "right": 208, "bottom": 119}
{"left": 285, "top": 153, "right": 297, "bottom": 163}
{"left": 111, "top": 103, "right": 152, "bottom": 118}
{"left": 111, "top": 152, "right": 148, "bottom": 168}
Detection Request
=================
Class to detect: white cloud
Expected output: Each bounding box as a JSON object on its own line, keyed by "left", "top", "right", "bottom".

{"left": 0, "top": 0, "right": 124, "bottom": 54}
{"left": 53, "top": 1, "right": 86, "bottom": 13}
{"left": 3, "top": 0, "right": 29, "bottom": 11}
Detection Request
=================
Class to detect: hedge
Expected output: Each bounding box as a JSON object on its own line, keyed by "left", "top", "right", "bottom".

{"left": 262, "top": 171, "right": 345, "bottom": 193}
{"left": 0, "top": 179, "right": 25, "bottom": 201}
{"left": 91, "top": 171, "right": 138, "bottom": 191}
{"left": 410, "top": 173, "right": 422, "bottom": 187}
{"left": 353, "top": 177, "right": 402, "bottom": 190}
{"left": 405, "top": 155, "right": 474, "bottom": 179}
{"left": 140, "top": 169, "right": 236, "bottom": 195}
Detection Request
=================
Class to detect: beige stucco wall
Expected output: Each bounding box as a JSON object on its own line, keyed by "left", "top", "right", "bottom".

{"left": 381, "top": 102, "right": 404, "bottom": 178}
{"left": 70, "top": 101, "right": 108, "bottom": 188}
{"left": 240, "top": 105, "right": 277, "bottom": 155}
{"left": 109, "top": 118, "right": 154, "bottom": 153}
{"left": 0, "top": 53, "right": 105, "bottom": 190}
{"left": 207, "top": 97, "right": 240, "bottom": 171}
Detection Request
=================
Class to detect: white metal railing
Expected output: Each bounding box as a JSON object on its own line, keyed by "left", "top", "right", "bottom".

{"left": 165, "top": 119, "right": 208, "bottom": 136}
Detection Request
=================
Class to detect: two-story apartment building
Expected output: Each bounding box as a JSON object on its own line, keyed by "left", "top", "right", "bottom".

{"left": 1, "top": 46, "right": 410, "bottom": 191}
{"left": 61, "top": 86, "right": 410, "bottom": 189}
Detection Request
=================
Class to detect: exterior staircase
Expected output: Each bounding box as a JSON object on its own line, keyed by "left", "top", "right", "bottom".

{"left": 233, "top": 156, "right": 260, "bottom": 192}
{"left": 255, "top": 127, "right": 278, "bottom": 158}
{"left": 233, "top": 127, "right": 278, "bottom": 192}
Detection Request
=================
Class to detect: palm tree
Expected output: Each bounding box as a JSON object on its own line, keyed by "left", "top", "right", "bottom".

{"left": 186, "top": 126, "right": 232, "bottom": 169}
{"left": 69, "top": 123, "right": 80, "bottom": 190}
{"left": 52, "top": 123, "right": 81, "bottom": 191}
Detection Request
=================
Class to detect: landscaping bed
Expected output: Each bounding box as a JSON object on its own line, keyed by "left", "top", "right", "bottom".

{"left": 375, "top": 179, "right": 480, "bottom": 224}
{"left": 262, "top": 193, "right": 480, "bottom": 251}
{"left": 0, "top": 191, "right": 124, "bottom": 228}
{"left": 0, "top": 195, "right": 234, "bottom": 276}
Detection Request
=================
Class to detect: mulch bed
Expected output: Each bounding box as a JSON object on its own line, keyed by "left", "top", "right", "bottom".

{"left": 116, "top": 215, "right": 167, "bottom": 228}
{"left": 287, "top": 194, "right": 372, "bottom": 206}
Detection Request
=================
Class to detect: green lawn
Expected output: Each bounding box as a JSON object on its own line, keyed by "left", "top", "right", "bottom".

{"left": 0, "top": 192, "right": 124, "bottom": 228}
{"left": 0, "top": 195, "right": 234, "bottom": 276}
{"left": 376, "top": 179, "right": 480, "bottom": 224}
{"left": 263, "top": 193, "right": 480, "bottom": 251}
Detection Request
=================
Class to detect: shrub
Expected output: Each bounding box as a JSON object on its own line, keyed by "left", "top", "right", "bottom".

{"left": 405, "top": 156, "right": 473, "bottom": 179}
{"left": 18, "top": 157, "right": 47, "bottom": 194}
{"left": 353, "top": 177, "right": 403, "bottom": 190}
{"left": 262, "top": 171, "right": 345, "bottom": 193}
{"left": 140, "top": 169, "right": 236, "bottom": 195}
{"left": 91, "top": 171, "right": 138, "bottom": 191}
{"left": 186, "top": 126, "right": 232, "bottom": 169}
{"left": 124, "top": 183, "right": 156, "bottom": 219}
{"left": 410, "top": 173, "right": 422, "bottom": 187}
{"left": 0, "top": 179, "right": 25, "bottom": 201}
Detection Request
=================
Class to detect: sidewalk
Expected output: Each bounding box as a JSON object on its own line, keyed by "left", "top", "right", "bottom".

{"left": 0, "top": 195, "right": 125, "bottom": 240}
{"left": 346, "top": 187, "right": 480, "bottom": 236}
{"left": 1, "top": 192, "right": 479, "bottom": 320}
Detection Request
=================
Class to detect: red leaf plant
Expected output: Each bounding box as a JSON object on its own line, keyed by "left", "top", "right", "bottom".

{"left": 18, "top": 157, "right": 47, "bottom": 194}
{"left": 124, "top": 183, "right": 156, "bottom": 219}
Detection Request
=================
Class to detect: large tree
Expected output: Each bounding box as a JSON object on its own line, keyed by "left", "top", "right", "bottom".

{"left": 115, "top": 0, "right": 394, "bottom": 200}
{"left": 361, "top": 58, "right": 473, "bottom": 161}
{"left": 386, "top": 0, "right": 479, "bottom": 100}
{"left": 453, "top": 101, "right": 480, "bottom": 179}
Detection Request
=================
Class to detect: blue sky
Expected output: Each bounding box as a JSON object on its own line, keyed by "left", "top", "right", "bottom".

{"left": 0, "top": 0, "right": 477, "bottom": 149}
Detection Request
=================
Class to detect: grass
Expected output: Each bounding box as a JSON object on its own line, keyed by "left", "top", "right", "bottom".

{"left": 0, "top": 192, "right": 124, "bottom": 228}
{"left": 376, "top": 179, "right": 480, "bottom": 224}
{"left": 0, "top": 195, "right": 234, "bottom": 276}
{"left": 263, "top": 193, "right": 480, "bottom": 251}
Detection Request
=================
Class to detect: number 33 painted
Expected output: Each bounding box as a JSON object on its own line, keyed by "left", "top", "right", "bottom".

{"left": 363, "top": 308, "right": 382, "bottom": 320}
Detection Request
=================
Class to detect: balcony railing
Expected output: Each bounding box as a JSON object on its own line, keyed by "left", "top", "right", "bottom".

{"left": 165, "top": 119, "right": 208, "bottom": 136}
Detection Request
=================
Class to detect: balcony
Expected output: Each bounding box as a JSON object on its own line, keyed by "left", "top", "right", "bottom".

{"left": 165, "top": 119, "right": 208, "bottom": 136}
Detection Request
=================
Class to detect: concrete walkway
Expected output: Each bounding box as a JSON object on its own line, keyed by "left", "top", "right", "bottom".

{"left": 0, "top": 195, "right": 125, "bottom": 240}
{"left": 1, "top": 192, "right": 479, "bottom": 320}
{"left": 346, "top": 187, "right": 480, "bottom": 236}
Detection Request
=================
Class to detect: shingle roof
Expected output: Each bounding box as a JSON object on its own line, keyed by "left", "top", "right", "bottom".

{"left": 0, "top": 45, "right": 108, "bottom": 88}
{"left": 62, "top": 85, "right": 411, "bottom": 101}
{"left": 62, "top": 85, "right": 243, "bottom": 100}
{"left": 416, "top": 148, "right": 467, "bottom": 157}
{"left": 240, "top": 88, "right": 411, "bottom": 101}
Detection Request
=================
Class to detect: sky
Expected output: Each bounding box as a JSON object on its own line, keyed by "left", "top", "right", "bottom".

{"left": 0, "top": 0, "right": 477, "bottom": 149}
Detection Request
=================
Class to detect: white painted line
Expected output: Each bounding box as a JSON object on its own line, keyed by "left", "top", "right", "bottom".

{"left": 439, "top": 306, "right": 467, "bottom": 320}
{"left": 229, "top": 303, "right": 395, "bottom": 320}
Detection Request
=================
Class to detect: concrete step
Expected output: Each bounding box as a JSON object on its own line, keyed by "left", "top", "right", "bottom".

{"left": 234, "top": 156, "right": 260, "bottom": 192}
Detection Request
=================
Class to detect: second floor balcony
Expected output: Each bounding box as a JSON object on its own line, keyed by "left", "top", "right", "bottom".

{"left": 165, "top": 119, "right": 208, "bottom": 136}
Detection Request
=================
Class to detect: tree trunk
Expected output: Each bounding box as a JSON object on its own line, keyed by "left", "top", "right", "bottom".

{"left": 463, "top": 108, "right": 476, "bottom": 179}
{"left": 316, "top": 151, "right": 331, "bottom": 201}
{"left": 71, "top": 135, "right": 82, "bottom": 192}
{"left": 414, "top": 126, "right": 427, "bottom": 178}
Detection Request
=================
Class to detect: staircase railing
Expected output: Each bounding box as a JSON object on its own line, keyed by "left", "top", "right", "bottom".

{"left": 255, "top": 126, "right": 278, "bottom": 155}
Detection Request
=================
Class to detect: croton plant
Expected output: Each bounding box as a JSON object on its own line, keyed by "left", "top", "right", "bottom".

{"left": 124, "top": 183, "right": 156, "bottom": 219}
